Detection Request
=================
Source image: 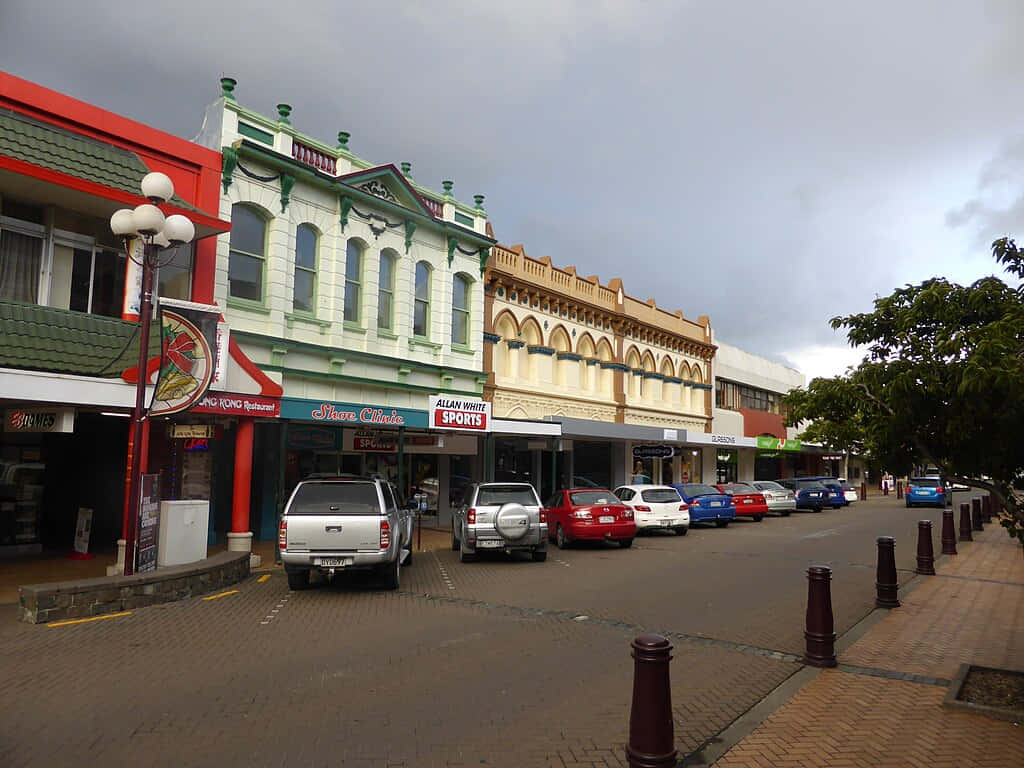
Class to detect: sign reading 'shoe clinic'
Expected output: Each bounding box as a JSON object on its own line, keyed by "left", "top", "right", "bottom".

{"left": 428, "top": 396, "right": 491, "bottom": 432}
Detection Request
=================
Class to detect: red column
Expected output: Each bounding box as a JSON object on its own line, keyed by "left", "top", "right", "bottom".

{"left": 121, "top": 418, "right": 151, "bottom": 540}
{"left": 231, "top": 418, "right": 254, "bottom": 534}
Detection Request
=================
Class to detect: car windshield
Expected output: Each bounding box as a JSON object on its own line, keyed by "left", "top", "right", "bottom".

{"left": 569, "top": 491, "right": 617, "bottom": 506}
{"left": 477, "top": 485, "right": 539, "bottom": 506}
{"left": 796, "top": 480, "right": 826, "bottom": 490}
{"left": 910, "top": 478, "right": 940, "bottom": 487}
{"left": 288, "top": 482, "right": 380, "bottom": 515}
{"left": 641, "top": 488, "right": 681, "bottom": 503}
{"left": 722, "top": 484, "right": 756, "bottom": 494}
{"left": 754, "top": 481, "right": 784, "bottom": 491}
{"left": 681, "top": 483, "right": 719, "bottom": 497}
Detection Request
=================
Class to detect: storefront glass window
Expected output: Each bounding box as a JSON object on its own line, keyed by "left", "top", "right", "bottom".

{"left": 573, "top": 441, "right": 611, "bottom": 490}
{"left": 716, "top": 449, "right": 738, "bottom": 484}
{"left": 680, "top": 450, "right": 702, "bottom": 484}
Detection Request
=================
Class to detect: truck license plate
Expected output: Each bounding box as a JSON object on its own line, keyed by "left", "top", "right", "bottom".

{"left": 318, "top": 557, "right": 352, "bottom": 567}
{"left": 599, "top": 516, "right": 615, "bottom": 523}
{"left": 477, "top": 540, "right": 503, "bottom": 549}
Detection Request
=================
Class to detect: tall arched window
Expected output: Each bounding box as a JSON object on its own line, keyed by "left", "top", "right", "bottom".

{"left": 293, "top": 224, "right": 317, "bottom": 312}
{"left": 228, "top": 204, "right": 266, "bottom": 301}
{"left": 413, "top": 261, "right": 431, "bottom": 337}
{"left": 344, "top": 239, "right": 363, "bottom": 324}
{"left": 451, "top": 273, "right": 471, "bottom": 345}
{"left": 378, "top": 250, "right": 396, "bottom": 331}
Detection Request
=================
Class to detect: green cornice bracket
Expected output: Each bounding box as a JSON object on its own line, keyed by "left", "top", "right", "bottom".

{"left": 340, "top": 195, "right": 353, "bottom": 233}
{"left": 280, "top": 173, "right": 295, "bottom": 213}
{"left": 447, "top": 236, "right": 457, "bottom": 267}
{"left": 404, "top": 220, "right": 416, "bottom": 254}
{"left": 221, "top": 146, "right": 238, "bottom": 194}
{"left": 478, "top": 246, "right": 490, "bottom": 277}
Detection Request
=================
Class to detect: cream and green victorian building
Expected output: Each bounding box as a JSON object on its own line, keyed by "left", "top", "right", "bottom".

{"left": 194, "top": 77, "right": 496, "bottom": 527}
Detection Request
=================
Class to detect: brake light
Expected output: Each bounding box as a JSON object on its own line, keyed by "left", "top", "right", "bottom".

{"left": 936, "top": 487, "right": 944, "bottom": 494}
{"left": 539, "top": 509, "right": 547, "bottom": 523}
{"left": 467, "top": 508, "right": 476, "bottom": 524}
{"left": 623, "top": 509, "right": 634, "bottom": 519}
{"left": 679, "top": 503, "right": 689, "bottom": 511}
{"left": 635, "top": 505, "right": 652, "bottom": 512}
{"left": 278, "top": 518, "right": 287, "bottom": 550}
{"left": 571, "top": 510, "right": 592, "bottom": 519}
{"left": 380, "top": 519, "right": 391, "bottom": 549}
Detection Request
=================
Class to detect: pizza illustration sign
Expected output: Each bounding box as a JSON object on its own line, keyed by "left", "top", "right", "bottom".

{"left": 149, "top": 304, "right": 220, "bottom": 416}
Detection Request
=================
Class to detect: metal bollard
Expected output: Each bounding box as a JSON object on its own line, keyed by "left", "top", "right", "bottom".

{"left": 876, "top": 536, "right": 900, "bottom": 608}
{"left": 959, "top": 503, "right": 973, "bottom": 542}
{"left": 804, "top": 565, "right": 837, "bottom": 668}
{"left": 626, "top": 634, "right": 677, "bottom": 768}
{"left": 896, "top": 480, "right": 904, "bottom": 499}
{"left": 982, "top": 495, "right": 992, "bottom": 523}
{"left": 941, "top": 510, "right": 958, "bottom": 555}
{"left": 971, "top": 497, "right": 983, "bottom": 531}
{"left": 915, "top": 520, "right": 936, "bottom": 575}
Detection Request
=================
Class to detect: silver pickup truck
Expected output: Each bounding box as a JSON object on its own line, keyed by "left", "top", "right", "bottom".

{"left": 451, "top": 482, "right": 547, "bottom": 563}
{"left": 279, "top": 478, "right": 413, "bottom": 590}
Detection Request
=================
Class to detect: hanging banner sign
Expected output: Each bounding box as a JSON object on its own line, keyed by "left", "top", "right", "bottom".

{"left": 210, "top": 323, "right": 230, "bottom": 391}
{"left": 352, "top": 431, "right": 398, "bottom": 452}
{"left": 171, "top": 424, "right": 217, "bottom": 439}
{"left": 149, "top": 300, "right": 221, "bottom": 416}
{"left": 136, "top": 474, "right": 160, "bottom": 573}
{"left": 428, "top": 396, "right": 491, "bottom": 432}
{"left": 756, "top": 436, "right": 803, "bottom": 452}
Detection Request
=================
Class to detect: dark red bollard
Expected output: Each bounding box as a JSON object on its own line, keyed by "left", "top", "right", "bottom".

{"left": 959, "top": 503, "right": 973, "bottom": 542}
{"left": 896, "top": 480, "right": 904, "bottom": 499}
{"left": 626, "top": 634, "right": 676, "bottom": 768}
{"left": 941, "top": 509, "right": 958, "bottom": 555}
{"left": 804, "top": 565, "right": 837, "bottom": 668}
{"left": 915, "top": 520, "right": 936, "bottom": 575}
{"left": 982, "top": 495, "right": 992, "bottom": 523}
{"left": 860, "top": 481, "right": 867, "bottom": 501}
{"left": 971, "top": 497, "right": 983, "bottom": 532}
{"left": 876, "top": 536, "right": 900, "bottom": 608}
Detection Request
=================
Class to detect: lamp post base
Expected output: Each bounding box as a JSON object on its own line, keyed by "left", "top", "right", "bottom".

{"left": 227, "top": 531, "right": 261, "bottom": 568}
{"left": 106, "top": 539, "right": 127, "bottom": 576}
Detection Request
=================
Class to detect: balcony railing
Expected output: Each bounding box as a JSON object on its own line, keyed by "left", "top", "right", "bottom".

{"left": 291, "top": 140, "right": 336, "bottom": 174}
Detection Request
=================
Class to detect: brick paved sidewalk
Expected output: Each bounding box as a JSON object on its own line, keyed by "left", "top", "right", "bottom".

{"left": 713, "top": 524, "right": 1024, "bottom": 767}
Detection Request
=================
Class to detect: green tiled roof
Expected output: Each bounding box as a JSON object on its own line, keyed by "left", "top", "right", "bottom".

{"left": 0, "top": 299, "right": 161, "bottom": 378}
{"left": 0, "top": 108, "right": 201, "bottom": 213}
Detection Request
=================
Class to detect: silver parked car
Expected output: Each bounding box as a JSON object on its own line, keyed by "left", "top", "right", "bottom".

{"left": 452, "top": 482, "right": 548, "bottom": 563}
{"left": 750, "top": 481, "right": 796, "bottom": 516}
{"left": 279, "top": 478, "right": 413, "bottom": 590}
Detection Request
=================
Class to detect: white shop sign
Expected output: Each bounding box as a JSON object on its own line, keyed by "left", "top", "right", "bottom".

{"left": 4, "top": 407, "right": 75, "bottom": 433}
{"left": 683, "top": 432, "right": 758, "bottom": 448}
{"left": 428, "top": 395, "right": 491, "bottom": 432}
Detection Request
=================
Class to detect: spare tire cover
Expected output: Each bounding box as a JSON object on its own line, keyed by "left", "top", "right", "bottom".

{"left": 494, "top": 502, "right": 530, "bottom": 541}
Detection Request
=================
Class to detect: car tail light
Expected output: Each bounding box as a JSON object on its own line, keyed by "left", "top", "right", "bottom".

{"left": 467, "top": 508, "right": 476, "bottom": 524}
{"left": 622, "top": 509, "right": 634, "bottom": 519}
{"left": 634, "top": 505, "right": 651, "bottom": 512}
{"left": 571, "top": 510, "right": 592, "bottom": 519}
{"left": 380, "top": 519, "right": 391, "bottom": 549}
{"left": 936, "top": 486, "right": 944, "bottom": 494}
{"left": 539, "top": 509, "right": 547, "bottom": 523}
{"left": 679, "top": 503, "right": 689, "bottom": 511}
{"left": 278, "top": 518, "right": 287, "bottom": 550}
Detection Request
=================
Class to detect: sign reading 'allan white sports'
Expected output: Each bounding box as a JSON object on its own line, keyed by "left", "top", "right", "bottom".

{"left": 429, "top": 396, "right": 491, "bottom": 432}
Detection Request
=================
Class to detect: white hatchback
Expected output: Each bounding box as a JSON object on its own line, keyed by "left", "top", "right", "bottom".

{"left": 613, "top": 484, "right": 690, "bottom": 535}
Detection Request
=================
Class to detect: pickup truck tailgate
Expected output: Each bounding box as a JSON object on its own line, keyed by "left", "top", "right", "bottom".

{"left": 284, "top": 481, "right": 384, "bottom": 551}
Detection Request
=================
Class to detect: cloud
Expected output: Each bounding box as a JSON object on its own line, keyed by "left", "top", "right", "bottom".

{"left": 946, "top": 135, "right": 1024, "bottom": 242}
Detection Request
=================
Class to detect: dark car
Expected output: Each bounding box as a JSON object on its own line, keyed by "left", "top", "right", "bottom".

{"left": 671, "top": 483, "right": 736, "bottom": 527}
{"left": 806, "top": 477, "right": 846, "bottom": 508}
{"left": 778, "top": 478, "right": 829, "bottom": 512}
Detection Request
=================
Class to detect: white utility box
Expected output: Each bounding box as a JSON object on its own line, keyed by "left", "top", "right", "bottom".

{"left": 157, "top": 499, "right": 210, "bottom": 567}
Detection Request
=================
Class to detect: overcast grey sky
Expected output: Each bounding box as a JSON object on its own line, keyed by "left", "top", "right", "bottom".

{"left": 2, "top": 0, "right": 1022, "bottom": 380}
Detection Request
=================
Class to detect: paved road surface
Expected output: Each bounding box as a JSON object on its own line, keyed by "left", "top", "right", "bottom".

{"left": 0, "top": 493, "right": 957, "bottom": 767}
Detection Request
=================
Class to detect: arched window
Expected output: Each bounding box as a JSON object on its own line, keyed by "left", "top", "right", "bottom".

{"left": 378, "top": 249, "right": 396, "bottom": 331}
{"left": 293, "top": 224, "right": 317, "bottom": 313}
{"left": 451, "top": 273, "right": 471, "bottom": 346}
{"left": 344, "top": 239, "right": 363, "bottom": 324}
{"left": 228, "top": 204, "right": 266, "bottom": 301}
{"left": 413, "top": 261, "right": 431, "bottom": 337}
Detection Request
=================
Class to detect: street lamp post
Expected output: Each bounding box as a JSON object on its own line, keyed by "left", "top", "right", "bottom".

{"left": 110, "top": 173, "right": 195, "bottom": 575}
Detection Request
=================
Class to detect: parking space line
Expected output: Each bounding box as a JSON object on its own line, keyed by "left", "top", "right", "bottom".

{"left": 48, "top": 611, "right": 133, "bottom": 628}
{"left": 257, "top": 574, "right": 271, "bottom": 583}
{"left": 260, "top": 592, "right": 291, "bottom": 626}
{"left": 433, "top": 552, "right": 456, "bottom": 590}
{"left": 202, "top": 589, "right": 239, "bottom": 601}
{"left": 554, "top": 557, "right": 571, "bottom": 568}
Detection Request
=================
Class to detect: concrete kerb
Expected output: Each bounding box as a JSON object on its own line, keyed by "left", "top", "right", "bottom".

{"left": 681, "top": 554, "right": 940, "bottom": 766}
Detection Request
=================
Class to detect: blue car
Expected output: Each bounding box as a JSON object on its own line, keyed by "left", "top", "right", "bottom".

{"left": 811, "top": 477, "right": 848, "bottom": 508}
{"left": 671, "top": 483, "right": 736, "bottom": 528}
{"left": 778, "top": 478, "right": 829, "bottom": 512}
{"left": 906, "top": 477, "right": 946, "bottom": 508}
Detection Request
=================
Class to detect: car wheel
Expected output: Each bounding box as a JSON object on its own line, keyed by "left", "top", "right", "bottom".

{"left": 380, "top": 555, "right": 400, "bottom": 590}
{"left": 675, "top": 526, "right": 689, "bottom": 536}
{"left": 556, "top": 524, "right": 570, "bottom": 549}
{"left": 286, "top": 569, "right": 310, "bottom": 591}
{"left": 753, "top": 515, "right": 763, "bottom": 522}
{"left": 402, "top": 542, "right": 413, "bottom": 567}
{"left": 459, "top": 538, "right": 477, "bottom": 563}
{"left": 451, "top": 524, "right": 459, "bottom": 551}
{"left": 716, "top": 520, "right": 729, "bottom": 528}
{"left": 619, "top": 538, "right": 633, "bottom": 548}
{"left": 531, "top": 550, "right": 548, "bottom": 562}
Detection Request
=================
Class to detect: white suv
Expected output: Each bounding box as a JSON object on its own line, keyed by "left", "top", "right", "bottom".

{"left": 613, "top": 484, "right": 690, "bottom": 535}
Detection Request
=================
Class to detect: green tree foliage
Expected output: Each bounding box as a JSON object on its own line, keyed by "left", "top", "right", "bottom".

{"left": 783, "top": 238, "right": 1024, "bottom": 542}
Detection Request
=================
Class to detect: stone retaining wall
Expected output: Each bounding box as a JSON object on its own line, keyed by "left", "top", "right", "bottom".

{"left": 17, "top": 551, "right": 250, "bottom": 624}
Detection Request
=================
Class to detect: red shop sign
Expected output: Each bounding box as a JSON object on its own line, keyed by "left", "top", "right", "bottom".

{"left": 192, "top": 393, "right": 281, "bottom": 417}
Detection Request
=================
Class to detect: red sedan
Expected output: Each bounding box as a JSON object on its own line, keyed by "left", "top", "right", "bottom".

{"left": 544, "top": 488, "right": 637, "bottom": 548}
{"left": 716, "top": 483, "right": 769, "bottom": 522}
